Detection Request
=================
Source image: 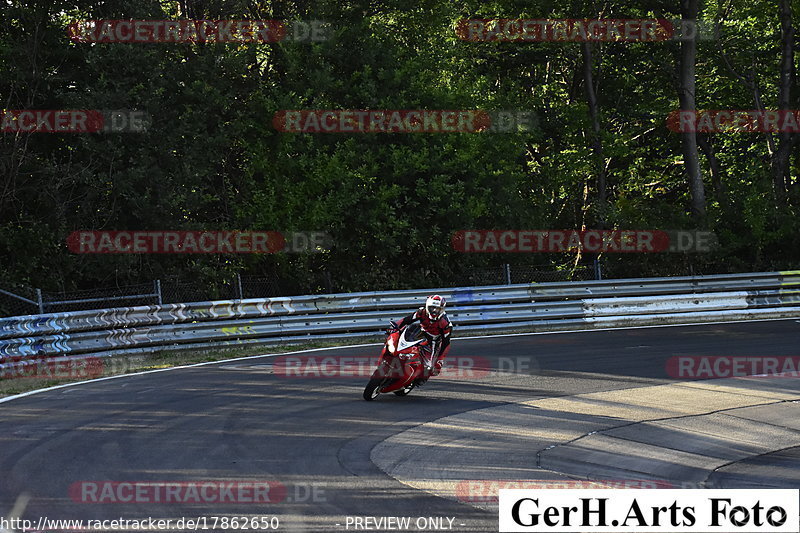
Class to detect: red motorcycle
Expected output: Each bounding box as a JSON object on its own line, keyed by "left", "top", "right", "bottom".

{"left": 363, "top": 322, "right": 437, "bottom": 401}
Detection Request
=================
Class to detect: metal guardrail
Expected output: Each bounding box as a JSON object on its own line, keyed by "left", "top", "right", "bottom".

{"left": 1, "top": 271, "right": 800, "bottom": 372}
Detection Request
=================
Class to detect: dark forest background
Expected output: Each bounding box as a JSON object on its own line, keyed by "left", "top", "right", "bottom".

{"left": 2, "top": 0, "right": 799, "bottom": 301}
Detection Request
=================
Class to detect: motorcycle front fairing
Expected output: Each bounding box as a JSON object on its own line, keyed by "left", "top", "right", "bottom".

{"left": 377, "top": 324, "right": 428, "bottom": 393}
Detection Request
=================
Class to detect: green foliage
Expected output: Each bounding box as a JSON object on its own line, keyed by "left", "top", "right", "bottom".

{"left": 0, "top": 0, "right": 798, "bottom": 297}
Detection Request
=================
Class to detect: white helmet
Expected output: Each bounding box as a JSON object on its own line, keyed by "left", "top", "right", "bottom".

{"left": 425, "top": 294, "right": 446, "bottom": 319}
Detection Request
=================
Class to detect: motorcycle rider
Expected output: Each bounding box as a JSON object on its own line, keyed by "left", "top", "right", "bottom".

{"left": 389, "top": 295, "right": 452, "bottom": 383}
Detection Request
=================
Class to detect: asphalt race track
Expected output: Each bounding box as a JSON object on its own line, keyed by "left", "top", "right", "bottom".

{"left": 1, "top": 319, "right": 800, "bottom": 532}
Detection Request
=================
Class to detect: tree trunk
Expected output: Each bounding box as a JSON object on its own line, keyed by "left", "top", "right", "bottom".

{"left": 772, "top": 0, "right": 795, "bottom": 204}
{"left": 697, "top": 133, "right": 725, "bottom": 207}
{"left": 677, "top": 0, "right": 706, "bottom": 222}
{"left": 582, "top": 41, "right": 607, "bottom": 227}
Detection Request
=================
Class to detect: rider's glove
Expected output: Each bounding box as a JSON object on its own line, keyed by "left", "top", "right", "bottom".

{"left": 386, "top": 320, "right": 399, "bottom": 334}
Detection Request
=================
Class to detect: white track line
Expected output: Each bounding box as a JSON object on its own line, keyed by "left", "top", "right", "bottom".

{"left": 0, "top": 316, "right": 797, "bottom": 405}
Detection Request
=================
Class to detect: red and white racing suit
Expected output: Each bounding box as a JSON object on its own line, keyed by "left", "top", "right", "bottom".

{"left": 396, "top": 307, "right": 453, "bottom": 374}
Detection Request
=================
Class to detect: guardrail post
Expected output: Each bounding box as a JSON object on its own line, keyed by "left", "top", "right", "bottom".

{"left": 155, "top": 280, "right": 162, "bottom": 305}
{"left": 593, "top": 258, "right": 602, "bottom": 280}
{"left": 36, "top": 288, "right": 44, "bottom": 314}
{"left": 236, "top": 273, "right": 243, "bottom": 300}
{"left": 504, "top": 264, "right": 512, "bottom": 285}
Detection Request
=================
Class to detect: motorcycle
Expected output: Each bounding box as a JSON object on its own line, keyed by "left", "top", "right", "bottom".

{"left": 362, "top": 322, "right": 438, "bottom": 401}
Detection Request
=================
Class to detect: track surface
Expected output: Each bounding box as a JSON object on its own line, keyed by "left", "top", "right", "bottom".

{"left": 1, "top": 319, "right": 799, "bottom": 532}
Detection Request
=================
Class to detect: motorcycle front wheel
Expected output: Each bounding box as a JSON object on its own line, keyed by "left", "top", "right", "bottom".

{"left": 363, "top": 376, "right": 387, "bottom": 401}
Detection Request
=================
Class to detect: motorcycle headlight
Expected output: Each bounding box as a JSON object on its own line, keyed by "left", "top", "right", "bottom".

{"left": 386, "top": 337, "right": 395, "bottom": 353}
